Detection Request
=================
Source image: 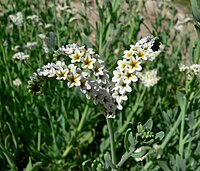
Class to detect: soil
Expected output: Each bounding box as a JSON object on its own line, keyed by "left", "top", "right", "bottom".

{"left": 71, "top": 0, "right": 197, "bottom": 44}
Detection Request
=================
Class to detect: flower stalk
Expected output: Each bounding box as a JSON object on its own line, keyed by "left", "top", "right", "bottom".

{"left": 106, "top": 117, "right": 117, "bottom": 170}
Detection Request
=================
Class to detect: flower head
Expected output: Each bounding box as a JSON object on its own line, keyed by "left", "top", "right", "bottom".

{"left": 28, "top": 36, "right": 162, "bottom": 118}
{"left": 13, "top": 78, "right": 22, "bottom": 86}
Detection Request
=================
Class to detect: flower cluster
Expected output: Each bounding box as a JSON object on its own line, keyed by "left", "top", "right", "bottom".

{"left": 137, "top": 69, "right": 160, "bottom": 87}
{"left": 26, "top": 15, "right": 39, "bottom": 24}
{"left": 28, "top": 36, "right": 162, "bottom": 118}
{"left": 179, "top": 64, "right": 200, "bottom": 80}
{"left": 12, "top": 52, "right": 29, "bottom": 61}
{"left": 9, "top": 12, "right": 23, "bottom": 26}
{"left": 24, "top": 41, "right": 38, "bottom": 50}
{"left": 111, "top": 36, "right": 162, "bottom": 110}
{"left": 28, "top": 44, "right": 116, "bottom": 117}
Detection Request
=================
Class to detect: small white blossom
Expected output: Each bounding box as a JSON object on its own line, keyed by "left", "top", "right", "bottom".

{"left": 81, "top": 55, "right": 96, "bottom": 69}
{"left": 117, "top": 59, "right": 127, "bottom": 71}
{"left": 24, "top": 42, "right": 37, "bottom": 49}
{"left": 137, "top": 69, "right": 160, "bottom": 87}
{"left": 70, "top": 49, "right": 84, "bottom": 63}
{"left": 112, "top": 91, "right": 128, "bottom": 104}
{"left": 27, "top": 15, "right": 39, "bottom": 23}
{"left": 127, "top": 57, "right": 142, "bottom": 72}
{"left": 13, "top": 78, "right": 22, "bottom": 86}
{"left": 112, "top": 69, "right": 123, "bottom": 83}
{"left": 9, "top": 12, "right": 23, "bottom": 26}
{"left": 115, "top": 79, "right": 132, "bottom": 94}
{"left": 135, "top": 48, "right": 147, "bottom": 60}
{"left": 12, "top": 52, "right": 29, "bottom": 61}
{"left": 67, "top": 73, "right": 81, "bottom": 88}
{"left": 123, "top": 49, "right": 134, "bottom": 59}
{"left": 123, "top": 69, "right": 138, "bottom": 83}
{"left": 56, "top": 67, "right": 68, "bottom": 80}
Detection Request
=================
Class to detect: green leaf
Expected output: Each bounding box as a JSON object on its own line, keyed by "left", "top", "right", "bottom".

{"left": 191, "top": 0, "right": 200, "bottom": 37}
{"left": 176, "top": 155, "right": 186, "bottom": 171}
{"left": 158, "top": 161, "right": 170, "bottom": 171}
{"left": 79, "top": 131, "right": 94, "bottom": 145}
{"left": 176, "top": 91, "right": 186, "bottom": 110}
{"left": 155, "top": 131, "right": 165, "bottom": 141}
{"left": 124, "top": 128, "right": 132, "bottom": 151}
{"left": 143, "top": 119, "right": 153, "bottom": 131}
{"left": 128, "top": 132, "right": 135, "bottom": 151}
{"left": 82, "top": 159, "right": 92, "bottom": 171}
{"left": 25, "top": 157, "right": 33, "bottom": 171}
{"left": 104, "top": 152, "right": 117, "bottom": 169}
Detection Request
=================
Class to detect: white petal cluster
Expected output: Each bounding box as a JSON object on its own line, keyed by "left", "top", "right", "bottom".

{"left": 24, "top": 42, "right": 38, "bottom": 49}
{"left": 111, "top": 36, "right": 162, "bottom": 110}
{"left": 134, "top": 147, "right": 147, "bottom": 162}
{"left": 28, "top": 36, "right": 162, "bottom": 118}
{"left": 13, "top": 78, "right": 22, "bottom": 86}
{"left": 9, "top": 12, "right": 23, "bottom": 26}
{"left": 28, "top": 44, "right": 116, "bottom": 118}
{"left": 179, "top": 64, "right": 200, "bottom": 80}
{"left": 26, "top": 15, "right": 39, "bottom": 23}
{"left": 137, "top": 69, "right": 160, "bottom": 87}
{"left": 12, "top": 52, "right": 29, "bottom": 61}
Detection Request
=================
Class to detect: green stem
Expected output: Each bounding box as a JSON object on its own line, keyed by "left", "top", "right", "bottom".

{"left": 161, "top": 113, "right": 182, "bottom": 149}
{"left": 117, "top": 148, "right": 135, "bottom": 167}
{"left": 119, "top": 87, "right": 146, "bottom": 135}
{"left": 62, "top": 105, "right": 88, "bottom": 158}
{"left": 77, "top": 105, "right": 89, "bottom": 133}
{"left": 179, "top": 104, "right": 186, "bottom": 157}
{"left": 106, "top": 117, "right": 117, "bottom": 169}
{"left": 62, "top": 145, "right": 73, "bottom": 158}
{"left": 37, "top": 118, "right": 41, "bottom": 151}
{"left": 143, "top": 161, "right": 153, "bottom": 171}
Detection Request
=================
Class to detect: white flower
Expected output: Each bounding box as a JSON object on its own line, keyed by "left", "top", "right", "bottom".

{"left": 56, "top": 61, "right": 64, "bottom": 67}
{"left": 135, "top": 155, "right": 147, "bottom": 162}
{"left": 127, "top": 57, "right": 142, "bottom": 72}
{"left": 179, "top": 64, "right": 189, "bottom": 72}
{"left": 117, "top": 59, "right": 127, "bottom": 71}
{"left": 115, "top": 79, "right": 132, "bottom": 94}
{"left": 12, "top": 52, "right": 29, "bottom": 61}
{"left": 80, "top": 79, "right": 91, "bottom": 93}
{"left": 138, "top": 69, "right": 160, "bottom": 87}
{"left": 67, "top": 73, "right": 81, "bottom": 88}
{"left": 81, "top": 55, "right": 96, "bottom": 69}
{"left": 9, "top": 12, "right": 23, "bottom": 26}
{"left": 123, "top": 69, "right": 138, "bottom": 83}
{"left": 48, "top": 68, "right": 56, "bottom": 78}
{"left": 112, "top": 69, "right": 123, "bottom": 83}
{"left": 93, "top": 60, "right": 105, "bottom": 76}
{"left": 45, "top": 24, "right": 53, "bottom": 28}
{"left": 134, "top": 147, "right": 147, "bottom": 162}
{"left": 123, "top": 49, "right": 134, "bottom": 58}
{"left": 112, "top": 91, "right": 128, "bottom": 104}
{"left": 142, "top": 42, "right": 152, "bottom": 52}
{"left": 24, "top": 42, "right": 37, "bottom": 49}
{"left": 69, "top": 49, "right": 84, "bottom": 63}
{"left": 38, "top": 34, "right": 46, "bottom": 40}
{"left": 27, "top": 15, "right": 39, "bottom": 23}
{"left": 13, "top": 78, "right": 22, "bottom": 86}
{"left": 135, "top": 48, "right": 147, "bottom": 60}
{"left": 56, "top": 67, "right": 68, "bottom": 80}
{"left": 190, "top": 64, "right": 200, "bottom": 75}
{"left": 130, "top": 42, "right": 140, "bottom": 50}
